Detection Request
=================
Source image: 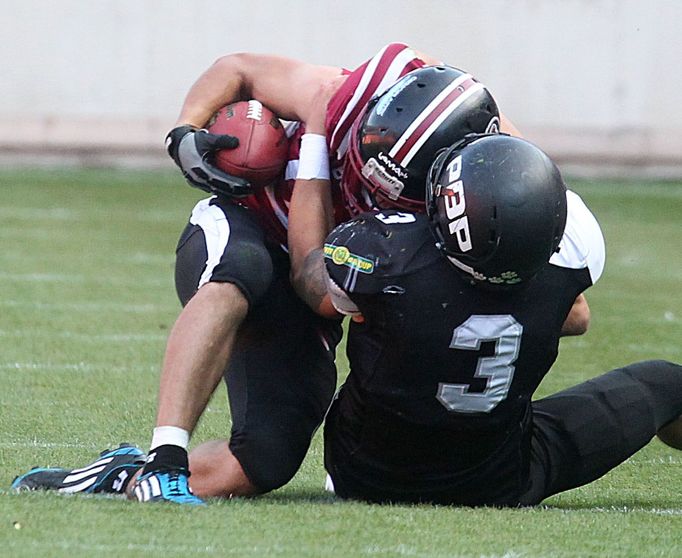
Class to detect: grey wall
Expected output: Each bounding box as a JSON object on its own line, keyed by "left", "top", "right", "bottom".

{"left": 2, "top": 0, "right": 681, "bottom": 175}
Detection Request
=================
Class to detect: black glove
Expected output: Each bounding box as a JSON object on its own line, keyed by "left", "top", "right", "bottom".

{"left": 165, "top": 125, "right": 253, "bottom": 198}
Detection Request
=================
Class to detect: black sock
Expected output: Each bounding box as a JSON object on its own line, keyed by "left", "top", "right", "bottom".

{"left": 142, "top": 444, "right": 189, "bottom": 475}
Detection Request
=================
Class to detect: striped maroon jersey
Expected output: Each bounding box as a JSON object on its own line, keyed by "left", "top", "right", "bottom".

{"left": 237, "top": 43, "right": 427, "bottom": 248}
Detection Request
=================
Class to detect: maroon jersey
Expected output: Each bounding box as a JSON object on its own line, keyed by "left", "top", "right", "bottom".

{"left": 237, "top": 43, "right": 427, "bottom": 248}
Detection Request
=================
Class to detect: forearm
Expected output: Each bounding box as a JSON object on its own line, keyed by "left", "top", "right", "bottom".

{"left": 175, "top": 53, "right": 342, "bottom": 128}
{"left": 292, "top": 248, "right": 339, "bottom": 317}
{"left": 288, "top": 175, "right": 336, "bottom": 316}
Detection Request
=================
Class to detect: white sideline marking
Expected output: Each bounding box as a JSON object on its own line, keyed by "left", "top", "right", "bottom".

{"left": 0, "top": 300, "right": 172, "bottom": 313}
{"left": 0, "top": 329, "right": 167, "bottom": 343}
{"left": 4, "top": 540, "right": 229, "bottom": 555}
{"left": 0, "top": 206, "right": 182, "bottom": 223}
{"left": 0, "top": 362, "right": 156, "bottom": 373}
{"left": 0, "top": 440, "right": 99, "bottom": 449}
{"left": 588, "top": 506, "right": 682, "bottom": 516}
{"left": 0, "top": 271, "right": 168, "bottom": 288}
{"left": 3, "top": 251, "right": 173, "bottom": 265}
{"left": 626, "top": 456, "right": 682, "bottom": 465}
{"left": 625, "top": 343, "right": 681, "bottom": 356}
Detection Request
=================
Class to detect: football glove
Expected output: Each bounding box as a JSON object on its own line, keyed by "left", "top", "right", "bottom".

{"left": 165, "top": 125, "right": 253, "bottom": 198}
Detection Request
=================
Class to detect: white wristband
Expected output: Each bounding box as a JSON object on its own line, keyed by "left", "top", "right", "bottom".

{"left": 297, "top": 133, "right": 330, "bottom": 180}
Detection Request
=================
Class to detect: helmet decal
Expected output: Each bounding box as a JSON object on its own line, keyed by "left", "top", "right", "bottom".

{"left": 389, "top": 74, "right": 482, "bottom": 166}
{"left": 426, "top": 135, "right": 567, "bottom": 287}
{"left": 485, "top": 116, "right": 500, "bottom": 134}
{"left": 441, "top": 155, "right": 473, "bottom": 253}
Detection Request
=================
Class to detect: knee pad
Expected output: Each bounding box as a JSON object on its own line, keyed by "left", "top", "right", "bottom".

{"left": 229, "top": 426, "right": 313, "bottom": 493}
{"left": 175, "top": 200, "right": 274, "bottom": 307}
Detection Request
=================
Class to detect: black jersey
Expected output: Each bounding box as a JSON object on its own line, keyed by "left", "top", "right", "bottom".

{"left": 323, "top": 195, "right": 604, "bottom": 505}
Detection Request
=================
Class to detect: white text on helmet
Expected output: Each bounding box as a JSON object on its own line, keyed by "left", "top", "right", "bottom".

{"left": 443, "top": 155, "right": 473, "bottom": 252}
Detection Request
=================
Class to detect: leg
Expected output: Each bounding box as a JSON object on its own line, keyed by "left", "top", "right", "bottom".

{"left": 188, "top": 440, "right": 255, "bottom": 497}
{"left": 133, "top": 199, "right": 274, "bottom": 503}
{"left": 521, "top": 360, "right": 682, "bottom": 505}
{"left": 222, "top": 248, "right": 340, "bottom": 494}
{"left": 155, "top": 281, "right": 247, "bottom": 433}
{"left": 657, "top": 415, "right": 682, "bottom": 449}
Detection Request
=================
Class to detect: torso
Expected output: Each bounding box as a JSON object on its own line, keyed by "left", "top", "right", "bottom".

{"left": 323, "top": 206, "right": 603, "bottom": 504}
{"left": 235, "top": 43, "right": 426, "bottom": 248}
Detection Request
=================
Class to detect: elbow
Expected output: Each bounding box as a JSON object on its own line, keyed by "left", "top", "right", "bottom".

{"left": 210, "top": 53, "right": 251, "bottom": 97}
{"left": 560, "top": 294, "right": 591, "bottom": 337}
{"left": 289, "top": 270, "right": 341, "bottom": 320}
{"left": 560, "top": 309, "right": 591, "bottom": 336}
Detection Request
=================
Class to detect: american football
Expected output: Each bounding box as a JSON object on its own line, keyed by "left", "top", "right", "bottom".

{"left": 207, "top": 100, "right": 289, "bottom": 187}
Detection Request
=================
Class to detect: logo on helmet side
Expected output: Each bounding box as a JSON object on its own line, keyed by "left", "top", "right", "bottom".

{"left": 375, "top": 76, "right": 418, "bottom": 116}
{"left": 441, "top": 155, "right": 472, "bottom": 253}
{"left": 485, "top": 117, "right": 500, "bottom": 134}
{"left": 323, "top": 244, "right": 375, "bottom": 274}
{"left": 376, "top": 152, "right": 409, "bottom": 179}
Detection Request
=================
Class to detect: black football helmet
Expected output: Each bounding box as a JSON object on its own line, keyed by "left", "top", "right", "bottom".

{"left": 426, "top": 134, "right": 567, "bottom": 287}
{"left": 341, "top": 65, "right": 500, "bottom": 216}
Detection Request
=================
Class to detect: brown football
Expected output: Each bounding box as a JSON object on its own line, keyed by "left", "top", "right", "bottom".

{"left": 207, "top": 100, "right": 289, "bottom": 187}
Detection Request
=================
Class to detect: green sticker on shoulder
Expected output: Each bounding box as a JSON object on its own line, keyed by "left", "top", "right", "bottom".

{"left": 324, "top": 244, "right": 375, "bottom": 274}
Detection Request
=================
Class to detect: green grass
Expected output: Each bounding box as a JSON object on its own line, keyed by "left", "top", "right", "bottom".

{"left": 0, "top": 169, "right": 681, "bottom": 557}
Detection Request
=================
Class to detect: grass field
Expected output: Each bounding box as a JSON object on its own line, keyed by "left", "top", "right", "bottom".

{"left": 0, "top": 169, "right": 681, "bottom": 557}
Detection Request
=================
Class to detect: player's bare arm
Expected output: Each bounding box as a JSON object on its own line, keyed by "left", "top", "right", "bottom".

{"left": 560, "top": 293, "right": 590, "bottom": 336}
{"left": 176, "top": 53, "right": 343, "bottom": 127}
{"left": 287, "top": 79, "right": 340, "bottom": 319}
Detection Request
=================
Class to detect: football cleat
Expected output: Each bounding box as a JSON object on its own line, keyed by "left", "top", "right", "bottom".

{"left": 11, "top": 444, "right": 145, "bottom": 494}
{"left": 132, "top": 469, "right": 205, "bottom": 505}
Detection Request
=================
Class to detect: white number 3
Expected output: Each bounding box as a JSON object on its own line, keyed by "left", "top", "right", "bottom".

{"left": 436, "top": 315, "right": 523, "bottom": 414}
{"left": 374, "top": 212, "right": 416, "bottom": 225}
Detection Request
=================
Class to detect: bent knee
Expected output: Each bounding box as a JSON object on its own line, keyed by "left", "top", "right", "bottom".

{"left": 230, "top": 433, "right": 312, "bottom": 493}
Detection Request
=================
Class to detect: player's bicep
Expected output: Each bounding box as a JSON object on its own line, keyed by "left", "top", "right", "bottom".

{"left": 236, "top": 54, "right": 342, "bottom": 122}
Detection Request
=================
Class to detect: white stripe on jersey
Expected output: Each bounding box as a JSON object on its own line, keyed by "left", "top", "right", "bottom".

{"left": 263, "top": 184, "right": 289, "bottom": 230}
{"left": 550, "top": 190, "right": 606, "bottom": 284}
{"left": 388, "top": 74, "right": 475, "bottom": 165}
{"left": 330, "top": 44, "right": 389, "bottom": 151}
{"left": 285, "top": 159, "right": 299, "bottom": 181}
{"left": 332, "top": 45, "right": 419, "bottom": 159}
{"left": 189, "top": 197, "right": 231, "bottom": 289}
{"left": 399, "top": 84, "right": 484, "bottom": 167}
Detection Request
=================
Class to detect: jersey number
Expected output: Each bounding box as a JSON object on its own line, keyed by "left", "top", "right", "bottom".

{"left": 374, "top": 212, "right": 416, "bottom": 225}
{"left": 436, "top": 315, "right": 523, "bottom": 414}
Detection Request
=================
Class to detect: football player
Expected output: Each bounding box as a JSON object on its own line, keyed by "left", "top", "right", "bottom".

{"left": 12, "top": 43, "right": 517, "bottom": 504}
{"left": 287, "top": 132, "right": 682, "bottom": 506}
